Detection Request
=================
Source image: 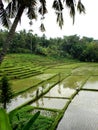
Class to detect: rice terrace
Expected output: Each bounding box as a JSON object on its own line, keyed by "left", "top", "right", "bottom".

{"left": 0, "top": 0, "right": 98, "bottom": 129}
{"left": 0, "top": 54, "right": 98, "bottom": 130}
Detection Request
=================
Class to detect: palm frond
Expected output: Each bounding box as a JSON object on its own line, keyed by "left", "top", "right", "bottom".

{"left": 29, "top": 0, "right": 37, "bottom": 7}
{"left": 26, "top": 0, "right": 37, "bottom": 20}
{"left": 70, "top": 4, "right": 75, "bottom": 24}
{"left": 39, "top": 0, "right": 47, "bottom": 16}
{"left": 40, "top": 23, "right": 45, "bottom": 32}
{"left": 38, "top": 5, "right": 47, "bottom": 16}
{"left": 0, "top": 6, "right": 11, "bottom": 28}
{"left": 65, "top": 0, "right": 74, "bottom": 7}
{"left": 53, "top": 0, "right": 64, "bottom": 28}
{"left": 6, "top": 0, "right": 18, "bottom": 18}
{"left": 27, "top": 6, "right": 37, "bottom": 20}
{"left": 77, "top": 0, "right": 85, "bottom": 14}
{"left": 64, "top": 0, "right": 75, "bottom": 24}
{"left": 52, "top": 0, "right": 63, "bottom": 11}
{"left": 56, "top": 12, "right": 64, "bottom": 29}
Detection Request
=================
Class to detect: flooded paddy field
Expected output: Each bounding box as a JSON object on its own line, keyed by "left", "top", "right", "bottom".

{"left": 57, "top": 91, "right": 98, "bottom": 130}
{"left": 1, "top": 54, "right": 98, "bottom": 130}
{"left": 83, "top": 76, "right": 98, "bottom": 90}
{"left": 30, "top": 97, "right": 69, "bottom": 109}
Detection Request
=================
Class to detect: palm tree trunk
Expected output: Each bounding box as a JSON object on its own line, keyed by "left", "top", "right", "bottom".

{"left": 0, "top": 5, "right": 25, "bottom": 64}
{"left": 3, "top": 101, "right": 6, "bottom": 110}
{"left": 0, "top": 0, "right": 3, "bottom": 7}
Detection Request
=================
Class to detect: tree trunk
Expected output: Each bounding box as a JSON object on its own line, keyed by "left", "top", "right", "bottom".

{"left": 3, "top": 101, "right": 6, "bottom": 110}
{"left": 0, "top": 0, "right": 2, "bottom": 4}
{"left": 0, "top": 5, "right": 25, "bottom": 64}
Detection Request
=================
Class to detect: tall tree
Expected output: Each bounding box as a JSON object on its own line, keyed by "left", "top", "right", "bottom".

{"left": 0, "top": 75, "right": 13, "bottom": 109}
{"left": 0, "top": 0, "right": 85, "bottom": 63}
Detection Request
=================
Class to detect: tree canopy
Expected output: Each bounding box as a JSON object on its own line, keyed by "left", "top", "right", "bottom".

{"left": 1, "top": 30, "right": 98, "bottom": 62}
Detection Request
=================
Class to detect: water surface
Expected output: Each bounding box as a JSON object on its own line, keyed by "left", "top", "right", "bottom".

{"left": 57, "top": 91, "right": 98, "bottom": 130}
{"left": 83, "top": 76, "right": 98, "bottom": 90}
{"left": 45, "top": 84, "right": 75, "bottom": 98}
{"left": 30, "top": 97, "right": 69, "bottom": 109}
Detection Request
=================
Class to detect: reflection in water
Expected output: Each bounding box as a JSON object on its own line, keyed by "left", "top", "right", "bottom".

{"left": 45, "top": 84, "right": 75, "bottom": 98}
{"left": 7, "top": 94, "right": 33, "bottom": 112}
{"left": 36, "top": 100, "right": 39, "bottom": 107}
{"left": 35, "top": 96, "right": 44, "bottom": 107}
{"left": 36, "top": 88, "right": 39, "bottom": 98}
{"left": 41, "top": 96, "right": 44, "bottom": 106}
{"left": 57, "top": 91, "right": 98, "bottom": 130}
{"left": 6, "top": 75, "right": 87, "bottom": 112}
{"left": 83, "top": 76, "right": 98, "bottom": 90}
{"left": 58, "top": 83, "right": 61, "bottom": 94}
{"left": 7, "top": 84, "right": 49, "bottom": 112}
{"left": 31, "top": 98, "right": 69, "bottom": 109}
{"left": 62, "top": 76, "right": 86, "bottom": 89}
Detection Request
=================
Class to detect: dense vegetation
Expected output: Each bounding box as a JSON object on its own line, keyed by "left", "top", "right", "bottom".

{"left": 0, "top": 29, "right": 98, "bottom": 62}
{"left": 9, "top": 106, "right": 54, "bottom": 130}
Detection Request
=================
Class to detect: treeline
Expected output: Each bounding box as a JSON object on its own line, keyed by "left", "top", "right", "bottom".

{"left": 0, "top": 29, "right": 98, "bottom": 62}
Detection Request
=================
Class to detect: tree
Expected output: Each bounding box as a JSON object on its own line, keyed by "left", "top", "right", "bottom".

{"left": 0, "top": 75, "right": 13, "bottom": 109}
{"left": 0, "top": 0, "right": 85, "bottom": 63}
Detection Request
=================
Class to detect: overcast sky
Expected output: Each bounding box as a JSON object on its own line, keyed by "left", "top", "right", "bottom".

{"left": 1, "top": 0, "right": 98, "bottom": 39}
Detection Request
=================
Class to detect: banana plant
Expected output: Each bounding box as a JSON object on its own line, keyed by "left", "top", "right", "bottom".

{"left": 0, "top": 108, "right": 40, "bottom": 130}
{"left": 0, "top": 108, "right": 12, "bottom": 130}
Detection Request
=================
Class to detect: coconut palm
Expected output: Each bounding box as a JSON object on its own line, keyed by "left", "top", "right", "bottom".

{"left": 0, "top": 0, "right": 85, "bottom": 64}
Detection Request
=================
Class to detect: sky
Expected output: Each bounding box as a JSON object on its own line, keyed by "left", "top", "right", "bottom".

{"left": 1, "top": 0, "right": 98, "bottom": 39}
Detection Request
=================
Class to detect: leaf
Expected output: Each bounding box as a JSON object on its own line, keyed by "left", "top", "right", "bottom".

{"left": 52, "top": 0, "right": 63, "bottom": 11}
{"left": 77, "top": 0, "right": 85, "bottom": 14}
{"left": 6, "top": 1, "right": 17, "bottom": 18}
{"left": 56, "top": 12, "right": 64, "bottom": 29}
{"left": 22, "top": 111, "right": 40, "bottom": 130}
{"left": 40, "top": 23, "right": 45, "bottom": 32}
{"left": 0, "top": 8, "right": 11, "bottom": 28}
{"left": 0, "top": 108, "right": 12, "bottom": 130}
{"left": 27, "top": 6, "right": 37, "bottom": 20}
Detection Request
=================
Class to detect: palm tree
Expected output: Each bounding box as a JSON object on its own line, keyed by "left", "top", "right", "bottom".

{"left": 0, "top": 0, "right": 85, "bottom": 64}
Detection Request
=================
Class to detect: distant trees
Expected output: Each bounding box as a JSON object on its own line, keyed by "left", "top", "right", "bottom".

{"left": 0, "top": 75, "right": 13, "bottom": 109}
{"left": 0, "top": 30, "right": 98, "bottom": 62}
{"left": 79, "top": 42, "right": 98, "bottom": 62}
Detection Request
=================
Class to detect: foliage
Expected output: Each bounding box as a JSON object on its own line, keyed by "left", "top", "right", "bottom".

{"left": 10, "top": 106, "right": 54, "bottom": 130}
{"left": 0, "top": 108, "right": 12, "bottom": 130}
{"left": 0, "top": 0, "right": 85, "bottom": 29}
{"left": 0, "top": 75, "right": 13, "bottom": 109}
{"left": 0, "top": 107, "right": 40, "bottom": 130}
{"left": 22, "top": 111, "right": 40, "bottom": 130}
{"left": 0, "top": 30, "right": 98, "bottom": 62}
